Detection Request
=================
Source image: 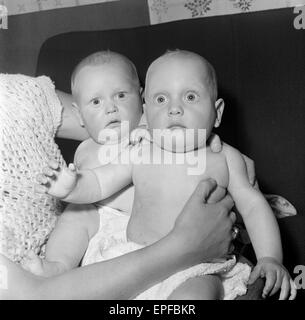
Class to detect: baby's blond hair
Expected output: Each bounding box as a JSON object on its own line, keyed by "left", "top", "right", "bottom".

{"left": 146, "top": 49, "right": 218, "bottom": 101}
{"left": 71, "top": 50, "right": 140, "bottom": 95}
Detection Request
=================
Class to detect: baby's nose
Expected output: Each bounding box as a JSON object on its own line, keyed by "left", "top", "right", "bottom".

{"left": 105, "top": 100, "right": 118, "bottom": 114}
{"left": 168, "top": 103, "right": 184, "bottom": 116}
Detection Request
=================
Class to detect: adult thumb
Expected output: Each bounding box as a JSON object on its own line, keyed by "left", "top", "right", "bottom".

{"left": 193, "top": 179, "right": 217, "bottom": 203}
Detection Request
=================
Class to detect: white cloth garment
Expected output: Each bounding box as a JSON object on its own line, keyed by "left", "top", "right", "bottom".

{"left": 82, "top": 206, "right": 251, "bottom": 300}
{"left": 0, "top": 74, "right": 64, "bottom": 263}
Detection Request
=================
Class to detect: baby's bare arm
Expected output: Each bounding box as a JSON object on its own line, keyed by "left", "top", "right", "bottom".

{"left": 224, "top": 145, "right": 282, "bottom": 262}
{"left": 58, "top": 163, "right": 132, "bottom": 203}
{"left": 92, "top": 159, "right": 133, "bottom": 200}
{"left": 36, "top": 158, "right": 132, "bottom": 204}
{"left": 225, "top": 146, "right": 297, "bottom": 299}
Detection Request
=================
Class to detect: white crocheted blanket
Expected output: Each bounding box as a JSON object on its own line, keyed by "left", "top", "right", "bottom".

{"left": 0, "top": 74, "right": 65, "bottom": 263}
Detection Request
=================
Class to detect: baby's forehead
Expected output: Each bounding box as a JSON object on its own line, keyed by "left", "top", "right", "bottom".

{"left": 74, "top": 60, "right": 135, "bottom": 92}
{"left": 80, "top": 59, "right": 130, "bottom": 76}
{"left": 146, "top": 54, "right": 211, "bottom": 87}
{"left": 152, "top": 54, "right": 209, "bottom": 76}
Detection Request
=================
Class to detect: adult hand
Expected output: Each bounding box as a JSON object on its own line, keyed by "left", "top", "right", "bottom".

{"left": 171, "top": 179, "right": 235, "bottom": 266}
{"left": 0, "top": 179, "right": 235, "bottom": 300}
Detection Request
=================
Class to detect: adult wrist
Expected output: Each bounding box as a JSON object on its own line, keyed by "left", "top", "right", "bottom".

{"left": 165, "top": 229, "right": 207, "bottom": 269}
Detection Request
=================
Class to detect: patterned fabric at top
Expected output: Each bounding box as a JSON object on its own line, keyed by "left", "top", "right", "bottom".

{"left": 0, "top": 74, "right": 65, "bottom": 263}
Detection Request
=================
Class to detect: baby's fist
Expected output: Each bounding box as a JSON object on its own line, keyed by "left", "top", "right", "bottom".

{"left": 130, "top": 126, "right": 150, "bottom": 145}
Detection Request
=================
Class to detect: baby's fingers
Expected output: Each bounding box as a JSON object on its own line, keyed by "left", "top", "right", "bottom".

{"left": 68, "top": 163, "right": 76, "bottom": 172}
{"left": 36, "top": 173, "right": 49, "bottom": 185}
{"left": 289, "top": 279, "right": 297, "bottom": 300}
{"left": 34, "top": 183, "right": 48, "bottom": 194}
{"left": 262, "top": 270, "right": 276, "bottom": 298}
{"left": 209, "top": 133, "right": 222, "bottom": 153}
{"left": 279, "top": 276, "right": 290, "bottom": 300}
{"left": 42, "top": 166, "right": 56, "bottom": 178}
{"left": 270, "top": 270, "right": 283, "bottom": 296}
{"left": 48, "top": 160, "right": 59, "bottom": 170}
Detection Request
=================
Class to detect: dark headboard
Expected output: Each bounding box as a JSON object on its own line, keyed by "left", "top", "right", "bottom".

{"left": 36, "top": 8, "right": 305, "bottom": 290}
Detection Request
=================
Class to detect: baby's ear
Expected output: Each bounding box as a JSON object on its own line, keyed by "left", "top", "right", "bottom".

{"left": 72, "top": 102, "right": 85, "bottom": 127}
{"left": 139, "top": 106, "right": 148, "bottom": 127}
{"left": 140, "top": 87, "right": 145, "bottom": 103}
{"left": 214, "top": 99, "right": 225, "bottom": 128}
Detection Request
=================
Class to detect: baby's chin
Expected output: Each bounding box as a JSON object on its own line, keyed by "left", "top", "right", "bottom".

{"left": 150, "top": 127, "right": 207, "bottom": 153}
{"left": 97, "top": 124, "right": 130, "bottom": 145}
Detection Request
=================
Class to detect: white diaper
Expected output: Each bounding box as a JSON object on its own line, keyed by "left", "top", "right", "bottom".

{"left": 82, "top": 206, "right": 251, "bottom": 300}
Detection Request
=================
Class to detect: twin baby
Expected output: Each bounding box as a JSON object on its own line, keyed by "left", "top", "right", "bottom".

{"left": 26, "top": 50, "right": 296, "bottom": 299}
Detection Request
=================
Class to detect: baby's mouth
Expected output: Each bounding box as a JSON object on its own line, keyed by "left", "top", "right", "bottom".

{"left": 106, "top": 120, "right": 121, "bottom": 128}
{"left": 167, "top": 124, "right": 186, "bottom": 131}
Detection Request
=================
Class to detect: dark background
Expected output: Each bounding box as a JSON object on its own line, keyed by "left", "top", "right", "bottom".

{"left": 0, "top": 0, "right": 149, "bottom": 75}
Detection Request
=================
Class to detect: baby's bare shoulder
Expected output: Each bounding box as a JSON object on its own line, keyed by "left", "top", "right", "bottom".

{"left": 220, "top": 143, "right": 246, "bottom": 166}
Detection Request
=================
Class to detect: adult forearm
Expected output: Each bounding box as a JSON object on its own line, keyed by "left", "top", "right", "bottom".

{"left": 35, "top": 232, "right": 190, "bottom": 299}
{"left": 55, "top": 90, "right": 89, "bottom": 141}
{"left": 0, "top": 229, "right": 210, "bottom": 300}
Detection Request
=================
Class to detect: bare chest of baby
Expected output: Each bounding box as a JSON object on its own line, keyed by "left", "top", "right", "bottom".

{"left": 75, "top": 138, "right": 134, "bottom": 213}
{"left": 127, "top": 143, "right": 229, "bottom": 246}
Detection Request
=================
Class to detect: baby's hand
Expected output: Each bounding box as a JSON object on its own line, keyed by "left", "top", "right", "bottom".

{"left": 130, "top": 125, "right": 150, "bottom": 145}
{"left": 248, "top": 257, "right": 297, "bottom": 300}
{"left": 35, "top": 160, "right": 77, "bottom": 199}
{"left": 208, "top": 133, "right": 222, "bottom": 153}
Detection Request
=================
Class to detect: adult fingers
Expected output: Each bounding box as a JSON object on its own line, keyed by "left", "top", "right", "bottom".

{"left": 193, "top": 179, "right": 217, "bottom": 203}
{"left": 279, "top": 276, "right": 290, "bottom": 300}
{"left": 217, "top": 194, "right": 234, "bottom": 213}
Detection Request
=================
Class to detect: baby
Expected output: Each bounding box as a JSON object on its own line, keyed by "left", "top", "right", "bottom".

{"left": 33, "top": 50, "right": 296, "bottom": 300}
{"left": 24, "top": 50, "right": 143, "bottom": 275}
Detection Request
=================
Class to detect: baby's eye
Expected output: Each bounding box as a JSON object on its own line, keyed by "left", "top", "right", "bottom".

{"left": 185, "top": 92, "right": 199, "bottom": 102}
{"left": 116, "top": 92, "right": 127, "bottom": 99}
{"left": 91, "top": 98, "right": 102, "bottom": 106}
{"left": 155, "top": 95, "right": 167, "bottom": 104}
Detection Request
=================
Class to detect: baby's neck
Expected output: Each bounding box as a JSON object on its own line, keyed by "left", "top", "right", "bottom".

{"left": 148, "top": 139, "right": 209, "bottom": 154}
{"left": 90, "top": 136, "right": 130, "bottom": 147}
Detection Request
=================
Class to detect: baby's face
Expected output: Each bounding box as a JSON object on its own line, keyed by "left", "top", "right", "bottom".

{"left": 145, "top": 56, "right": 217, "bottom": 151}
{"left": 73, "top": 62, "right": 142, "bottom": 143}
